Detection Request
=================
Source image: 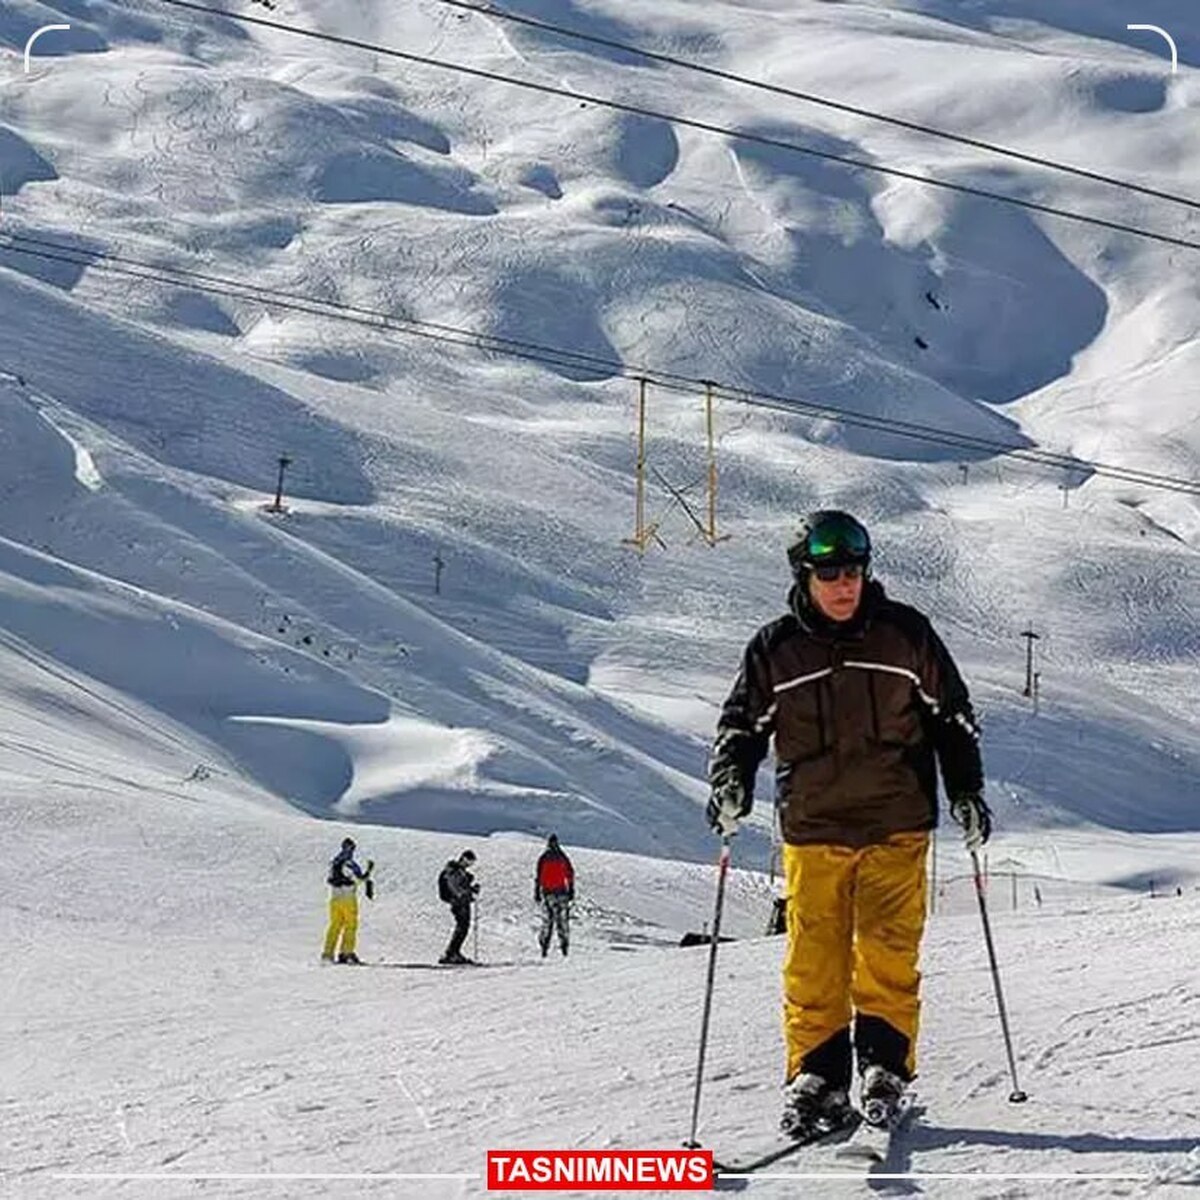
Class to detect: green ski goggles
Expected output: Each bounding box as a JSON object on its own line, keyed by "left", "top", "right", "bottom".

{"left": 804, "top": 515, "right": 870, "bottom": 564}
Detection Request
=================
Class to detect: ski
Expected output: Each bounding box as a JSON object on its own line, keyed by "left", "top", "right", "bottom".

{"left": 713, "top": 1109, "right": 860, "bottom": 1175}
{"left": 833, "top": 1094, "right": 918, "bottom": 1168}
{"left": 367, "top": 960, "right": 519, "bottom": 970}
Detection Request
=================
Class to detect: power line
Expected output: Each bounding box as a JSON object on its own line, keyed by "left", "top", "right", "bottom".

{"left": 142, "top": 0, "right": 1200, "bottom": 255}
{"left": 431, "top": 0, "right": 1200, "bottom": 215}
{"left": 3, "top": 227, "right": 1197, "bottom": 496}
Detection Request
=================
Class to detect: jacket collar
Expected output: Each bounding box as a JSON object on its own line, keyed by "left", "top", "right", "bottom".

{"left": 788, "top": 578, "right": 885, "bottom": 639}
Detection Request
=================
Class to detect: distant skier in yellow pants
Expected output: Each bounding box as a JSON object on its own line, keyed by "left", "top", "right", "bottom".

{"left": 322, "top": 837, "right": 374, "bottom": 965}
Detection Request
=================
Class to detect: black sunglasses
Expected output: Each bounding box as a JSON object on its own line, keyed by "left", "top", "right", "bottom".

{"left": 812, "top": 563, "right": 865, "bottom": 583}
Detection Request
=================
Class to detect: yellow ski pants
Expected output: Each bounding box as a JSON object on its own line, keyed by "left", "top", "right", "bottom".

{"left": 323, "top": 894, "right": 358, "bottom": 958}
{"left": 781, "top": 832, "right": 929, "bottom": 1085}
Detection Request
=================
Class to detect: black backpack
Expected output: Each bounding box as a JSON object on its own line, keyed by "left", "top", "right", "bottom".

{"left": 437, "top": 863, "right": 454, "bottom": 903}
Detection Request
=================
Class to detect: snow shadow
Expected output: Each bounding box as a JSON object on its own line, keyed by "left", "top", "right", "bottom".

{"left": 918, "top": 181, "right": 1108, "bottom": 404}
{"left": 902, "top": 1122, "right": 1199, "bottom": 1158}
{"left": 202, "top": 214, "right": 301, "bottom": 256}
{"left": 985, "top": 705, "right": 1200, "bottom": 834}
{"left": 486, "top": 0, "right": 662, "bottom": 68}
{"left": 731, "top": 128, "right": 1107, "bottom": 404}
{"left": 294, "top": 509, "right": 610, "bottom": 684}
{"left": 895, "top": 0, "right": 1200, "bottom": 70}
{"left": 1091, "top": 73, "right": 1169, "bottom": 114}
{"left": 0, "top": 273, "right": 375, "bottom": 504}
{"left": 0, "top": 540, "right": 388, "bottom": 804}
{"left": 486, "top": 267, "right": 622, "bottom": 382}
{"left": 0, "top": 227, "right": 100, "bottom": 291}
{"left": 517, "top": 163, "right": 563, "bottom": 200}
{"left": 161, "top": 291, "right": 241, "bottom": 337}
{"left": 611, "top": 113, "right": 679, "bottom": 190}
{"left": 0, "top": 128, "right": 57, "bottom": 193}
{"left": 222, "top": 720, "right": 355, "bottom": 811}
{"left": 850, "top": 1120, "right": 1200, "bottom": 1196}
{"left": 337, "top": 96, "right": 452, "bottom": 156}
{"left": 0, "top": 4, "right": 107, "bottom": 56}
{"left": 0, "top": 0, "right": 246, "bottom": 56}
{"left": 312, "top": 148, "right": 497, "bottom": 215}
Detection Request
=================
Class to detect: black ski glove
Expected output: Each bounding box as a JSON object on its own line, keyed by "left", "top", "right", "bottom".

{"left": 364, "top": 878, "right": 375, "bottom": 901}
{"left": 706, "top": 767, "right": 750, "bottom": 836}
{"left": 949, "top": 793, "right": 992, "bottom": 852}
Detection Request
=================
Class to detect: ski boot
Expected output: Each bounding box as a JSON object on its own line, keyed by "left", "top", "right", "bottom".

{"left": 337, "top": 952, "right": 362, "bottom": 965}
{"left": 859, "top": 1065, "right": 906, "bottom": 1128}
{"left": 780, "top": 1073, "right": 852, "bottom": 1140}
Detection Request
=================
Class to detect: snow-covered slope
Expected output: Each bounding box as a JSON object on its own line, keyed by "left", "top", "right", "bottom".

{"left": 4, "top": 775, "right": 1198, "bottom": 1196}
{"left": 1, "top": 0, "right": 1197, "bottom": 862}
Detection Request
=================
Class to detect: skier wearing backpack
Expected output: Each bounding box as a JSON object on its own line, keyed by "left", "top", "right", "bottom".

{"left": 534, "top": 834, "right": 575, "bottom": 958}
{"left": 706, "top": 511, "right": 990, "bottom": 1139}
{"left": 321, "top": 836, "right": 374, "bottom": 965}
{"left": 438, "top": 849, "right": 479, "bottom": 964}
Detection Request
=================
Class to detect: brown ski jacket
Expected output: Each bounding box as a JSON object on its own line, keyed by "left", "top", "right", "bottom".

{"left": 711, "top": 581, "right": 983, "bottom": 847}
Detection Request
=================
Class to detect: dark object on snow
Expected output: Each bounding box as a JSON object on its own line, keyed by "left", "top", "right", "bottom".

{"left": 679, "top": 931, "right": 737, "bottom": 948}
{"left": 767, "top": 896, "right": 787, "bottom": 936}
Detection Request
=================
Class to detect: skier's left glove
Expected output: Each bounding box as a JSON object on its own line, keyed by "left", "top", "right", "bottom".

{"left": 949, "top": 792, "right": 992, "bottom": 853}
{"left": 364, "top": 878, "right": 375, "bottom": 901}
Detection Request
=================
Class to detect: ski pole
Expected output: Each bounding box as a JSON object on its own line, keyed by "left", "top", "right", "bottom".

{"left": 684, "top": 834, "right": 733, "bottom": 1149}
{"left": 970, "top": 849, "right": 1028, "bottom": 1103}
{"left": 473, "top": 895, "right": 480, "bottom": 962}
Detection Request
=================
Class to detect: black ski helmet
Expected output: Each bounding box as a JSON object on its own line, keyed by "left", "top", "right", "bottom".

{"left": 341, "top": 836, "right": 356, "bottom": 852}
{"left": 787, "top": 510, "right": 871, "bottom": 579}
{"left": 460, "top": 848, "right": 477, "bottom": 864}
{"left": 547, "top": 833, "right": 560, "bottom": 849}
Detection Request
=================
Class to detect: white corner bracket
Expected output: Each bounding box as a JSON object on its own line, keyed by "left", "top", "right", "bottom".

{"left": 1126, "top": 24, "right": 1179, "bottom": 75}
{"left": 24, "top": 24, "right": 72, "bottom": 74}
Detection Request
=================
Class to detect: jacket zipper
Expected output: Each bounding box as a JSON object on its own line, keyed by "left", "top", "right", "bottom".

{"left": 867, "top": 671, "right": 880, "bottom": 740}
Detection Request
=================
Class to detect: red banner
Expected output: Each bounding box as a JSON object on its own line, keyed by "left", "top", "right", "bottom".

{"left": 487, "top": 1149, "right": 713, "bottom": 1190}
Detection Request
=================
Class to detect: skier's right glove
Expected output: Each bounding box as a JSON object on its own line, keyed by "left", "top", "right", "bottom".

{"left": 706, "top": 769, "right": 750, "bottom": 837}
{"left": 949, "top": 792, "right": 992, "bottom": 853}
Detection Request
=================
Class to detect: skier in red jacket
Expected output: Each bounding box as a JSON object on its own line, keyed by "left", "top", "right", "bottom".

{"left": 534, "top": 834, "right": 575, "bottom": 958}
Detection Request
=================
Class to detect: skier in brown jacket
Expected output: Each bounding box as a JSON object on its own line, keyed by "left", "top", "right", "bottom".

{"left": 707, "top": 510, "right": 991, "bottom": 1139}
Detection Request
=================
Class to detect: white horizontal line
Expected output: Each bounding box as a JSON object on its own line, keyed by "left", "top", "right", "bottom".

{"left": 720, "top": 1172, "right": 1157, "bottom": 1181}
{"left": 53, "top": 1174, "right": 480, "bottom": 1182}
